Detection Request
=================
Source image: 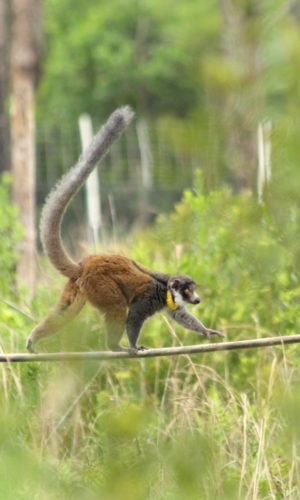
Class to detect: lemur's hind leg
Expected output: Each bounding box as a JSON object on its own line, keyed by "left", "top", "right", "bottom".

{"left": 26, "top": 280, "right": 85, "bottom": 352}
{"left": 103, "top": 305, "right": 128, "bottom": 352}
{"left": 84, "top": 278, "right": 129, "bottom": 352}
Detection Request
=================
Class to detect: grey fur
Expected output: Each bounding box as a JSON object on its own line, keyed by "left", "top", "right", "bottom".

{"left": 126, "top": 275, "right": 224, "bottom": 351}
{"left": 167, "top": 306, "right": 224, "bottom": 338}
{"left": 126, "top": 281, "right": 166, "bottom": 349}
{"left": 40, "top": 106, "right": 134, "bottom": 277}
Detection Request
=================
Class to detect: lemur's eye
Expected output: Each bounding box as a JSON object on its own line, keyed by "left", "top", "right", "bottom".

{"left": 184, "top": 289, "right": 191, "bottom": 294}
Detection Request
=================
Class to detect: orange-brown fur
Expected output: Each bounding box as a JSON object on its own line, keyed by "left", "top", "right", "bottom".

{"left": 29, "top": 254, "right": 153, "bottom": 350}
{"left": 79, "top": 254, "right": 152, "bottom": 309}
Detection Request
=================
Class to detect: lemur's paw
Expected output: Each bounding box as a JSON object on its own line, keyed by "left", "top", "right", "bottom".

{"left": 127, "top": 345, "right": 149, "bottom": 355}
{"left": 137, "top": 345, "right": 148, "bottom": 351}
{"left": 205, "top": 328, "right": 225, "bottom": 339}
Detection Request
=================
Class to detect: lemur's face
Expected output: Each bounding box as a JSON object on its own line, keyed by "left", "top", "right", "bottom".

{"left": 168, "top": 274, "right": 201, "bottom": 306}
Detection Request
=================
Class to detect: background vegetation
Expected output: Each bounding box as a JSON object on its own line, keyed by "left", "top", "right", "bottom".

{"left": 1, "top": 0, "right": 300, "bottom": 498}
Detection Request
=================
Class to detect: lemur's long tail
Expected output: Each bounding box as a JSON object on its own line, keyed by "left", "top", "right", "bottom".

{"left": 40, "top": 106, "right": 135, "bottom": 278}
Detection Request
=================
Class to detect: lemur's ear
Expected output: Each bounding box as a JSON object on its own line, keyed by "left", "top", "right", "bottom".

{"left": 169, "top": 278, "right": 180, "bottom": 290}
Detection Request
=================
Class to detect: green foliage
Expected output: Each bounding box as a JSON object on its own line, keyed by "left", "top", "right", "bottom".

{"left": 155, "top": 180, "right": 300, "bottom": 333}
{"left": 2, "top": 181, "right": 300, "bottom": 497}
{"left": 5, "top": 0, "right": 300, "bottom": 496}
{"left": 0, "top": 175, "right": 33, "bottom": 359}
{"left": 35, "top": 0, "right": 300, "bottom": 226}
{"left": 130, "top": 180, "right": 300, "bottom": 390}
{"left": 38, "top": 0, "right": 221, "bottom": 122}
{"left": 0, "top": 174, "right": 23, "bottom": 296}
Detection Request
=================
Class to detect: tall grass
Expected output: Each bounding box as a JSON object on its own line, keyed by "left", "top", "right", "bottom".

{"left": 0, "top": 313, "right": 300, "bottom": 499}
{"left": 1, "top": 180, "right": 300, "bottom": 498}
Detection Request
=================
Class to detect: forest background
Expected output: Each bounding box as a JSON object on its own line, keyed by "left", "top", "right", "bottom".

{"left": 1, "top": 0, "right": 300, "bottom": 498}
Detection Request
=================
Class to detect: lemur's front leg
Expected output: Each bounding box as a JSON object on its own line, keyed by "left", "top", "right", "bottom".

{"left": 167, "top": 306, "right": 224, "bottom": 339}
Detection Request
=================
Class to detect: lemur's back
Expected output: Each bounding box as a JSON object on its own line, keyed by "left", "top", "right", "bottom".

{"left": 78, "top": 254, "right": 153, "bottom": 308}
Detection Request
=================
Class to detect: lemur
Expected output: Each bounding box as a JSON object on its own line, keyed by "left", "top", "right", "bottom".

{"left": 26, "top": 106, "right": 224, "bottom": 354}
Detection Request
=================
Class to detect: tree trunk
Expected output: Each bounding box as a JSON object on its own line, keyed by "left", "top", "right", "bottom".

{"left": 10, "top": 0, "right": 41, "bottom": 291}
{"left": 0, "top": 0, "right": 9, "bottom": 172}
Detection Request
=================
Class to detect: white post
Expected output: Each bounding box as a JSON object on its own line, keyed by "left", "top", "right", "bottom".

{"left": 136, "top": 118, "right": 153, "bottom": 189}
{"left": 78, "top": 114, "right": 102, "bottom": 246}
{"left": 264, "top": 120, "right": 272, "bottom": 183}
{"left": 257, "top": 120, "right": 272, "bottom": 204}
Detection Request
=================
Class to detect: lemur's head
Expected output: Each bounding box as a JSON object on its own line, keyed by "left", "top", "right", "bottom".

{"left": 167, "top": 274, "right": 200, "bottom": 306}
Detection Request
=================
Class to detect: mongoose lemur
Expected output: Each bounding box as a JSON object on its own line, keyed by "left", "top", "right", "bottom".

{"left": 26, "top": 106, "right": 224, "bottom": 353}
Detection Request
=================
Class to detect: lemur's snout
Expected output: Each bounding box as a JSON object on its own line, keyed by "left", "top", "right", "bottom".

{"left": 192, "top": 297, "right": 201, "bottom": 305}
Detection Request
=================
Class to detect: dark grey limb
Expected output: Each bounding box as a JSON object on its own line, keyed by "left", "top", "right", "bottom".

{"left": 167, "top": 306, "right": 225, "bottom": 338}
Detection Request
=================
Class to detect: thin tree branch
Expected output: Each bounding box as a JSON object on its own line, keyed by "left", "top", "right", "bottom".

{"left": 1, "top": 335, "right": 300, "bottom": 362}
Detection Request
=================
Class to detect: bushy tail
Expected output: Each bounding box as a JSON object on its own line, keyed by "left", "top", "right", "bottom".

{"left": 40, "top": 106, "right": 135, "bottom": 278}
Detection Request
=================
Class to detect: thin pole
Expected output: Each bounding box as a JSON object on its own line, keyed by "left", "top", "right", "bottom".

{"left": 1, "top": 335, "right": 300, "bottom": 362}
